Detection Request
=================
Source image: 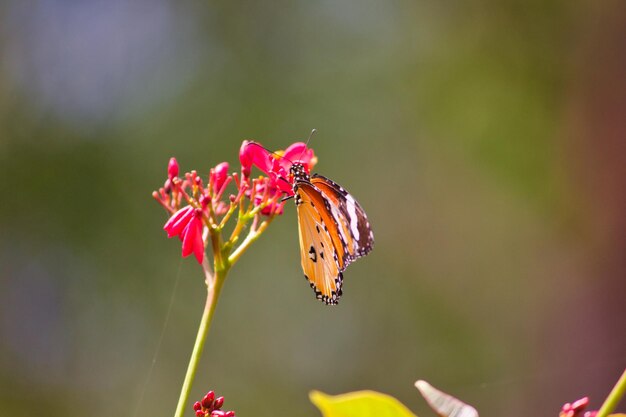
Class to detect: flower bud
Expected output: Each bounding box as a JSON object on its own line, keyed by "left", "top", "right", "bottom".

{"left": 168, "top": 157, "right": 179, "bottom": 179}
{"left": 199, "top": 194, "right": 209, "bottom": 209}
{"left": 164, "top": 179, "right": 173, "bottom": 194}
{"left": 193, "top": 402, "right": 203, "bottom": 411}
{"left": 212, "top": 162, "right": 230, "bottom": 192}
{"left": 211, "top": 411, "right": 226, "bottom": 417}
{"left": 213, "top": 396, "right": 224, "bottom": 409}
{"left": 205, "top": 390, "right": 215, "bottom": 402}
{"left": 202, "top": 391, "right": 215, "bottom": 408}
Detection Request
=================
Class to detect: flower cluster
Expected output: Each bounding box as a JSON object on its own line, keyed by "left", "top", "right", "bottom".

{"left": 153, "top": 140, "right": 317, "bottom": 417}
{"left": 152, "top": 140, "right": 316, "bottom": 265}
{"left": 560, "top": 397, "right": 597, "bottom": 417}
{"left": 193, "top": 391, "right": 235, "bottom": 417}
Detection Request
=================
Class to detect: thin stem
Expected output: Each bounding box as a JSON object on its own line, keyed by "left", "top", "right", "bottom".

{"left": 597, "top": 368, "right": 626, "bottom": 417}
{"left": 218, "top": 202, "right": 238, "bottom": 229}
{"left": 201, "top": 253, "right": 214, "bottom": 286}
{"left": 209, "top": 229, "right": 223, "bottom": 268}
{"left": 228, "top": 216, "right": 275, "bottom": 265}
{"left": 228, "top": 211, "right": 248, "bottom": 244}
{"left": 173, "top": 267, "right": 226, "bottom": 417}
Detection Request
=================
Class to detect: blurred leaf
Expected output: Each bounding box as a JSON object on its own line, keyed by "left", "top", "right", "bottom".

{"left": 415, "top": 380, "right": 478, "bottom": 417}
{"left": 310, "top": 390, "right": 418, "bottom": 417}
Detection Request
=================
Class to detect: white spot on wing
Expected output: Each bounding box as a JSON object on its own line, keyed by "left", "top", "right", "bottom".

{"left": 346, "top": 194, "right": 360, "bottom": 241}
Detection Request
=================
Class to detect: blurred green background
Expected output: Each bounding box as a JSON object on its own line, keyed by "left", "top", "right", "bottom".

{"left": 1, "top": 1, "right": 625, "bottom": 416}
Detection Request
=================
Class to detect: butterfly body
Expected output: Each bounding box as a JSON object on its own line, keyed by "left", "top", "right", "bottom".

{"left": 291, "top": 162, "right": 374, "bottom": 305}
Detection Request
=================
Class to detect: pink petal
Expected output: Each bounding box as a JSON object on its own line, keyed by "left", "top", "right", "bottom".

{"left": 282, "top": 142, "right": 307, "bottom": 161}
{"left": 250, "top": 143, "right": 273, "bottom": 172}
{"left": 181, "top": 222, "right": 194, "bottom": 257}
{"left": 240, "top": 141, "right": 272, "bottom": 175}
{"left": 191, "top": 222, "right": 204, "bottom": 264}
{"left": 262, "top": 200, "right": 285, "bottom": 216}
{"left": 239, "top": 140, "right": 252, "bottom": 173}
{"left": 282, "top": 142, "right": 316, "bottom": 171}
{"left": 273, "top": 174, "right": 293, "bottom": 195}
{"left": 212, "top": 162, "right": 229, "bottom": 191}
{"left": 270, "top": 158, "right": 289, "bottom": 178}
{"left": 267, "top": 160, "right": 292, "bottom": 193}
{"left": 182, "top": 215, "right": 204, "bottom": 264}
{"left": 163, "top": 206, "right": 193, "bottom": 238}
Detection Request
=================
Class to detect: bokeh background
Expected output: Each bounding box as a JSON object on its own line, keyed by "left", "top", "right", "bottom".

{"left": 1, "top": 1, "right": 625, "bottom": 416}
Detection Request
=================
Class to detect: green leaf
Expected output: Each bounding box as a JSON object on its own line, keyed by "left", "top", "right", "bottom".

{"left": 310, "top": 390, "right": 418, "bottom": 417}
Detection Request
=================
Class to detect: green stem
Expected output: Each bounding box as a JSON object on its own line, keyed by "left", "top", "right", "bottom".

{"left": 597, "top": 368, "right": 626, "bottom": 417}
{"left": 173, "top": 268, "right": 226, "bottom": 417}
{"left": 228, "top": 217, "right": 274, "bottom": 265}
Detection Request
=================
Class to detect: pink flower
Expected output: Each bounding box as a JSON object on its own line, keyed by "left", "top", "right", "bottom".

{"left": 239, "top": 140, "right": 317, "bottom": 196}
{"left": 163, "top": 206, "right": 205, "bottom": 264}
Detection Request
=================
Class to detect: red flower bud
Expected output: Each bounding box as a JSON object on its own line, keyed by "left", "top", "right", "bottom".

{"left": 168, "top": 157, "right": 179, "bottom": 179}
{"left": 202, "top": 391, "right": 215, "bottom": 408}
{"left": 196, "top": 411, "right": 205, "bottom": 417}
{"left": 211, "top": 411, "right": 226, "bottom": 417}
{"left": 206, "top": 390, "right": 215, "bottom": 402}
{"left": 193, "top": 402, "right": 202, "bottom": 411}
{"left": 213, "top": 396, "right": 224, "bottom": 409}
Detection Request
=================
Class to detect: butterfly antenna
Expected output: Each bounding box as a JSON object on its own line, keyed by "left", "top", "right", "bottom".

{"left": 296, "top": 128, "right": 316, "bottom": 162}
{"left": 247, "top": 141, "right": 294, "bottom": 164}
{"left": 305, "top": 128, "right": 316, "bottom": 148}
{"left": 245, "top": 142, "right": 295, "bottom": 189}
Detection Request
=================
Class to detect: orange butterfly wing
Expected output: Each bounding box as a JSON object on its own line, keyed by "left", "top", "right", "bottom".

{"left": 294, "top": 175, "right": 374, "bottom": 305}
{"left": 311, "top": 174, "right": 374, "bottom": 263}
{"left": 294, "top": 182, "right": 344, "bottom": 304}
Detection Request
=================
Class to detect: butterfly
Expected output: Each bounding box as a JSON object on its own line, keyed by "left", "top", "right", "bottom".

{"left": 290, "top": 162, "right": 374, "bottom": 305}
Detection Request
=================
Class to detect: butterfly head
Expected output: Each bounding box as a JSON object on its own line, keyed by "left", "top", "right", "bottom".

{"left": 290, "top": 162, "right": 310, "bottom": 183}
